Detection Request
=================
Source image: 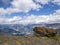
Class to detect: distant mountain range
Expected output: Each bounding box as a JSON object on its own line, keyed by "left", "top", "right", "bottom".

{"left": 0, "top": 23, "right": 60, "bottom": 36}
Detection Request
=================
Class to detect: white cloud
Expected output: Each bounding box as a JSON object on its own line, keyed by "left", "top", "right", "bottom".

{"left": 0, "top": 15, "right": 49, "bottom": 24}
{"left": 19, "top": 9, "right": 60, "bottom": 24}
{"left": 53, "top": 9, "right": 60, "bottom": 15}
{"left": 35, "top": 0, "right": 50, "bottom": 4}
{"left": 0, "top": 0, "right": 41, "bottom": 15}
{"left": 0, "top": 0, "right": 60, "bottom": 24}
{"left": 0, "top": 9, "right": 60, "bottom": 25}
{"left": 0, "top": 8, "right": 20, "bottom": 16}
{"left": 47, "top": 9, "right": 60, "bottom": 23}
{"left": 3, "top": 16, "right": 22, "bottom": 24}
{"left": 35, "top": 0, "right": 60, "bottom": 5}
{"left": 11, "top": 0, "right": 41, "bottom": 12}
{"left": 0, "top": 0, "right": 60, "bottom": 16}
{"left": 52, "top": 0, "right": 60, "bottom": 5}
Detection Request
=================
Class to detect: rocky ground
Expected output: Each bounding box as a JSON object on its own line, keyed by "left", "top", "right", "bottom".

{"left": 0, "top": 35, "right": 60, "bottom": 45}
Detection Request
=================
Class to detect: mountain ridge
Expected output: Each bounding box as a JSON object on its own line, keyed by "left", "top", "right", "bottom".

{"left": 0, "top": 23, "right": 60, "bottom": 36}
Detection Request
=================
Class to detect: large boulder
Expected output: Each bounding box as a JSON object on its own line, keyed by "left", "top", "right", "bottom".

{"left": 33, "top": 27, "right": 57, "bottom": 37}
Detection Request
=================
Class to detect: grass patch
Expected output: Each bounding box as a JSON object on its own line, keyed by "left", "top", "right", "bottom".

{"left": 0, "top": 34, "right": 5, "bottom": 36}
{"left": 16, "top": 38, "right": 24, "bottom": 42}
{"left": 49, "top": 34, "right": 60, "bottom": 41}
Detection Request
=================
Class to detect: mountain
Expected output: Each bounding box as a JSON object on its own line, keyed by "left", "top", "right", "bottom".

{"left": 0, "top": 23, "right": 60, "bottom": 36}
{"left": 45, "top": 23, "right": 60, "bottom": 34}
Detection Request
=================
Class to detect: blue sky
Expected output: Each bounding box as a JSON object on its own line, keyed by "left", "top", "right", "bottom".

{"left": 0, "top": 0, "right": 60, "bottom": 24}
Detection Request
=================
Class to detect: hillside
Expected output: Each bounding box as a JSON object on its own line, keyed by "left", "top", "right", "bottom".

{"left": 0, "top": 35, "right": 60, "bottom": 45}
{"left": 0, "top": 24, "right": 60, "bottom": 45}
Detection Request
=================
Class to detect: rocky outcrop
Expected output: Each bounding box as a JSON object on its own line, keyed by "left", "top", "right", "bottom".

{"left": 33, "top": 27, "right": 57, "bottom": 37}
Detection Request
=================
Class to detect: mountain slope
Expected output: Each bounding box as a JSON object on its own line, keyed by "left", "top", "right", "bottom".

{"left": 0, "top": 23, "right": 60, "bottom": 36}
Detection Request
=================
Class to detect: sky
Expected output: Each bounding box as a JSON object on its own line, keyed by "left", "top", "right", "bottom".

{"left": 0, "top": 0, "right": 60, "bottom": 25}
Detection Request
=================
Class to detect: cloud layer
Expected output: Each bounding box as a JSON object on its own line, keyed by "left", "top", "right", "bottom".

{"left": 0, "top": 0, "right": 60, "bottom": 24}
{"left": 0, "top": 9, "right": 60, "bottom": 24}
{"left": 35, "top": 0, "right": 50, "bottom": 4}
{"left": 0, "top": 0, "right": 60, "bottom": 15}
{"left": 52, "top": 0, "right": 60, "bottom": 5}
{"left": 0, "top": 0, "right": 41, "bottom": 16}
